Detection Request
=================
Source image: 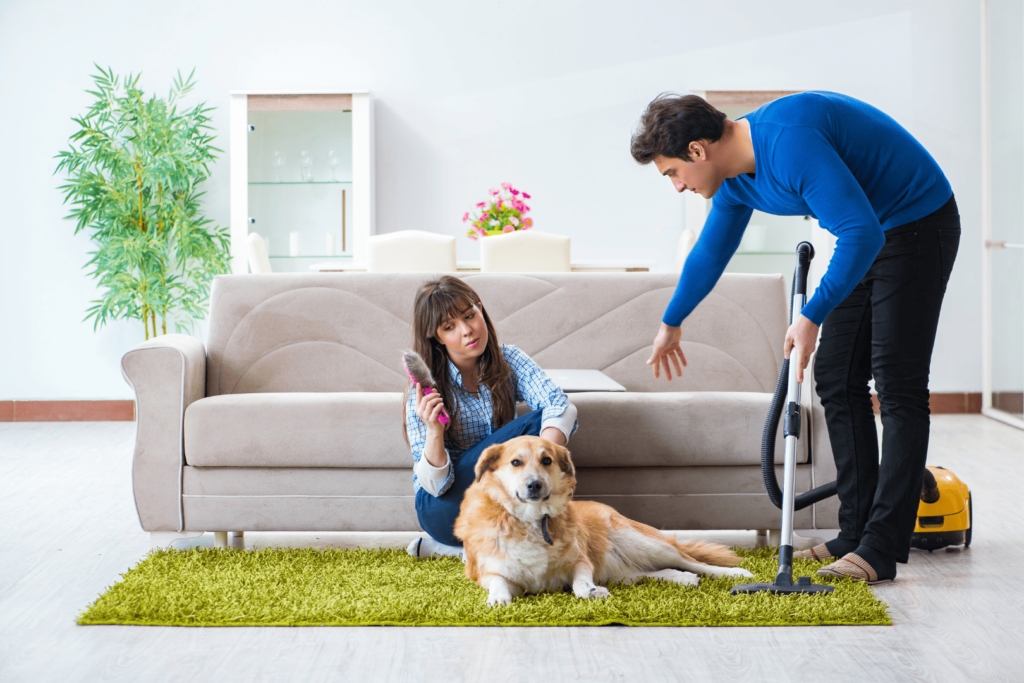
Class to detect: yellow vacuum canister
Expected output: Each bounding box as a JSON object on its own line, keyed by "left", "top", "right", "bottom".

{"left": 910, "top": 465, "right": 971, "bottom": 551}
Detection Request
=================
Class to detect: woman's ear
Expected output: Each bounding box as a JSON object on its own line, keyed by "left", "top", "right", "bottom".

{"left": 475, "top": 444, "right": 504, "bottom": 481}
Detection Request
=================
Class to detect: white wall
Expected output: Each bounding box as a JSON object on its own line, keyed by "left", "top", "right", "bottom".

{"left": 0, "top": 0, "right": 998, "bottom": 398}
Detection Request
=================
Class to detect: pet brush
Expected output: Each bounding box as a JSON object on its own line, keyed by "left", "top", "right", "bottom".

{"left": 402, "top": 349, "right": 450, "bottom": 425}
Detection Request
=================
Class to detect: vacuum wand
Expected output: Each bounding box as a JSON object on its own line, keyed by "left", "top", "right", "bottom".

{"left": 778, "top": 242, "right": 811, "bottom": 576}
{"left": 732, "top": 241, "right": 834, "bottom": 596}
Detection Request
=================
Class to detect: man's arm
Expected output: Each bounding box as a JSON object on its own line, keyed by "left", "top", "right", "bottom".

{"left": 661, "top": 201, "right": 753, "bottom": 327}
{"left": 649, "top": 200, "right": 752, "bottom": 380}
{"left": 775, "top": 126, "right": 886, "bottom": 382}
{"left": 779, "top": 127, "right": 886, "bottom": 326}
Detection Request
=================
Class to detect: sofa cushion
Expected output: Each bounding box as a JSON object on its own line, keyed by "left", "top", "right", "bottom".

{"left": 184, "top": 393, "right": 411, "bottom": 468}
{"left": 183, "top": 391, "right": 807, "bottom": 469}
{"left": 567, "top": 392, "right": 808, "bottom": 467}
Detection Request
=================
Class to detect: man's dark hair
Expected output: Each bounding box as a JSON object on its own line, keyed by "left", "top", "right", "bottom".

{"left": 630, "top": 93, "right": 728, "bottom": 164}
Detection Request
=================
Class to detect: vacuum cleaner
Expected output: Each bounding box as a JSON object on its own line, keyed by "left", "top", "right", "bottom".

{"left": 910, "top": 466, "right": 972, "bottom": 551}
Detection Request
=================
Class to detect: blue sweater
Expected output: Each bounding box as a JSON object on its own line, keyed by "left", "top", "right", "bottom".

{"left": 663, "top": 91, "right": 952, "bottom": 327}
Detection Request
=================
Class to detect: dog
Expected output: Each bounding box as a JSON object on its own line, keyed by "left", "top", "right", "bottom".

{"left": 454, "top": 435, "right": 754, "bottom": 606}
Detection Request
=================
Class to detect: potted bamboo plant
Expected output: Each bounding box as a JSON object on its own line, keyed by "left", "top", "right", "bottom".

{"left": 55, "top": 65, "right": 230, "bottom": 340}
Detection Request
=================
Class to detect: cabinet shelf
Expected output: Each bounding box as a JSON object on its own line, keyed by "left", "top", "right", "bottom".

{"left": 249, "top": 181, "right": 353, "bottom": 186}
{"left": 268, "top": 255, "right": 352, "bottom": 259}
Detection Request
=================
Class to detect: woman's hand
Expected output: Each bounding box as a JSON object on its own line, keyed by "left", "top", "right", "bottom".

{"left": 415, "top": 384, "right": 447, "bottom": 434}
{"left": 647, "top": 323, "right": 687, "bottom": 381}
{"left": 784, "top": 314, "right": 820, "bottom": 383}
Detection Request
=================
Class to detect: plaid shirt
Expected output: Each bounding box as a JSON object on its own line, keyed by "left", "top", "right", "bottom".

{"left": 406, "top": 344, "right": 578, "bottom": 496}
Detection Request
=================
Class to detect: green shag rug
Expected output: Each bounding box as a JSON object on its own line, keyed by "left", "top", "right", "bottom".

{"left": 78, "top": 546, "right": 891, "bottom": 627}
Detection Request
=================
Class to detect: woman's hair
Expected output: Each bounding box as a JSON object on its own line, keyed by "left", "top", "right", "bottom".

{"left": 630, "top": 93, "right": 728, "bottom": 164}
{"left": 404, "top": 276, "right": 517, "bottom": 452}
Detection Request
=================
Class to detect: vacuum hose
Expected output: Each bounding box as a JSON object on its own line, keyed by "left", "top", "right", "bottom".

{"left": 761, "top": 242, "right": 839, "bottom": 511}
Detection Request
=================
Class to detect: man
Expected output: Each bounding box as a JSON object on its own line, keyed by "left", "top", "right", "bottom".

{"left": 633, "top": 91, "right": 960, "bottom": 583}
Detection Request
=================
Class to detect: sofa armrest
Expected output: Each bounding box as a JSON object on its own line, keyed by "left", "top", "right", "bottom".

{"left": 121, "top": 334, "right": 207, "bottom": 531}
{"left": 807, "top": 351, "right": 839, "bottom": 528}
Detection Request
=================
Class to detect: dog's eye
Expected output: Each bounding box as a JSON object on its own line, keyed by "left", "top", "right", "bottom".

{"left": 511, "top": 459, "right": 522, "bottom": 467}
{"left": 541, "top": 457, "right": 552, "bottom": 466}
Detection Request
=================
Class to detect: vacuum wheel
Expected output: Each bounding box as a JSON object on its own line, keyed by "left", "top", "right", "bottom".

{"left": 964, "top": 490, "right": 972, "bottom": 548}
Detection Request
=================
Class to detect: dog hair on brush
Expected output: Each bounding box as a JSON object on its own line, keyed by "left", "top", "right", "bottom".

{"left": 402, "top": 349, "right": 450, "bottom": 425}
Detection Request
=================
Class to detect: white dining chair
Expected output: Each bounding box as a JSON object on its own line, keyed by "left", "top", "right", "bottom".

{"left": 479, "top": 230, "right": 571, "bottom": 273}
{"left": 247, "top": 232, "right": 273, "bottom": 274}
{"left": 367, "top": 230, "right": 457, "bottom": 272}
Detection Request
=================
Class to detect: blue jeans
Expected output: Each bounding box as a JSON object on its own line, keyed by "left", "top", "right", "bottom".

{"left": 414, "top": 410, "right": 544, "bottom": 546}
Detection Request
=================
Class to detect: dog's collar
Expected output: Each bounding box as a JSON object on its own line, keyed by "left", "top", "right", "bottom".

{"left": 540, "top": 514, "right": 553, "bottom": 545}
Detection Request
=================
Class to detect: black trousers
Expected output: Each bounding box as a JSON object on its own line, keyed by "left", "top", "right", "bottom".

{"left": 813, "top": 193, "right": 960, "bottom": 563}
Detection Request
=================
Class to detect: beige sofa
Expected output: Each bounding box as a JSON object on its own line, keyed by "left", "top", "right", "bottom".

{"left": 121, "top": 272, "right": 839, "bottom": 548}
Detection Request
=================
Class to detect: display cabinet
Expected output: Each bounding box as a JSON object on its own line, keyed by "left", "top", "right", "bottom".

{"left": 229, "top": 91, "right": 375, "bottom": 273}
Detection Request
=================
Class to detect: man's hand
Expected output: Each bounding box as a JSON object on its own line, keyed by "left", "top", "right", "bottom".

{"left": 784, "top": 314, "right": 820, "bottom": 384}
{"left": 647, "top": 323, "right": 687, "bottom": 381}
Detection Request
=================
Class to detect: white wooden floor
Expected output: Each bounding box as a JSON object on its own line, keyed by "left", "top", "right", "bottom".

{"left": 2, "top": 416, "right": 1023, "bottom": 683}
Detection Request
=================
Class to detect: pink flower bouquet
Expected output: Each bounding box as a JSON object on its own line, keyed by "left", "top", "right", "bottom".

{"left": 464, "top": 183, "right": 534, "bottom": 240}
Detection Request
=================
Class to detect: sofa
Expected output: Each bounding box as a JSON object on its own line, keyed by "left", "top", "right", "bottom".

{"left": 120, "top": 272, "right": 839, "bottom": 548}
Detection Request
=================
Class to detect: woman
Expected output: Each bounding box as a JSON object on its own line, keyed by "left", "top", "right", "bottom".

{"left": 404, "top": 276, "right": 578, "bottom": 558}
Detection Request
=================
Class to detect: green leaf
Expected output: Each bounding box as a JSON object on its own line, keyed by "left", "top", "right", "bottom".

{"left": 55, "top": 65, "right": 229, "bottom": 338}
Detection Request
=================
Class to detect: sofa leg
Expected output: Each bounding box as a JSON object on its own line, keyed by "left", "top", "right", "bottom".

{"left": 214, "top": 531, "right": 228, "bottom": 548}
{"left": 766, "top": 529, "right": 782, "bottom": 547}
{"left": 231, "top": 531, "right": 244, "bottom": 538}
{"left": 150, "top": 531, "right": 204, "bottom": 549}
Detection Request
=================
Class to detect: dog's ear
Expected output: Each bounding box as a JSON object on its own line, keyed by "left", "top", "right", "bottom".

{"left": 552, "top": 444, "right": 575, "bottom": 479}
{"left": 475, "top": 443, "right": 504, "bottom": 481}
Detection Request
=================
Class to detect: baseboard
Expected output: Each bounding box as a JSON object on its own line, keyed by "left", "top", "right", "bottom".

{"left": 870, "top": 392, "right": 991, "bottom": 415}
{"left": 0, "top": 400, "right": 135, "bottom": 422}
{"left": 0, "top": 393, "right": 1004, "bottom": 422}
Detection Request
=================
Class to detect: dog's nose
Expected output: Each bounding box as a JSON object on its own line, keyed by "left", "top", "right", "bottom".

{"left": 526, "top": 479, "right": 543, "bottom": 498}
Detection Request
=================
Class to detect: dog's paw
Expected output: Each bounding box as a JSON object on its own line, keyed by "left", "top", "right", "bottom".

{"left": 487, "top": 593, "right": 512, "bottom": 607}
{"left": 666, "top": 570, "right": 702, "bottom": 587}
{"left": 573, "top": 582, "right": 610, "bottom": 600}
{"left": 720, "top": 567, "right": 754, "bottom": 579}
{"left": 486, "top": 585, "right": 514, "bottom": 606}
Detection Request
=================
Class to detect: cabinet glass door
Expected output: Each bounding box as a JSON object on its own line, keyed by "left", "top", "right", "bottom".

{"left": 983, "top": 0, "right": 1024, "bottom": 428}
{"left": 247, "top": 109, "right": 354, "bottom": 271}
{"left": 988, "top": 239, "right": 1024, "bottom": 423}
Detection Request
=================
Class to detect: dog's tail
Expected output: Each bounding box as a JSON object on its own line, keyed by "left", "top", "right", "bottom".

{"left": 673, "top": 539, "right": 744, "bottom": 567}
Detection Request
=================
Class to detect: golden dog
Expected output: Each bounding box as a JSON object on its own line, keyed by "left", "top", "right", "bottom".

{"left": 454, "top": 435, "right": 754, "bottom": 606}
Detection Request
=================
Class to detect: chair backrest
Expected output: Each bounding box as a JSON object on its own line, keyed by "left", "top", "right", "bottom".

{"left": 247, "top": 233, "right": 273, "bottom": 274}
{"left": 204, "top": 272, "right": 787, "bottom": 397}
{"left": 367, "top": 230, "right": 457, "bottom": 272}
{"left": 675, "top": 229, "right": 697, "bottom": 272}
{"left": 479, "top": 230, "right": 571, "bottom": 272}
